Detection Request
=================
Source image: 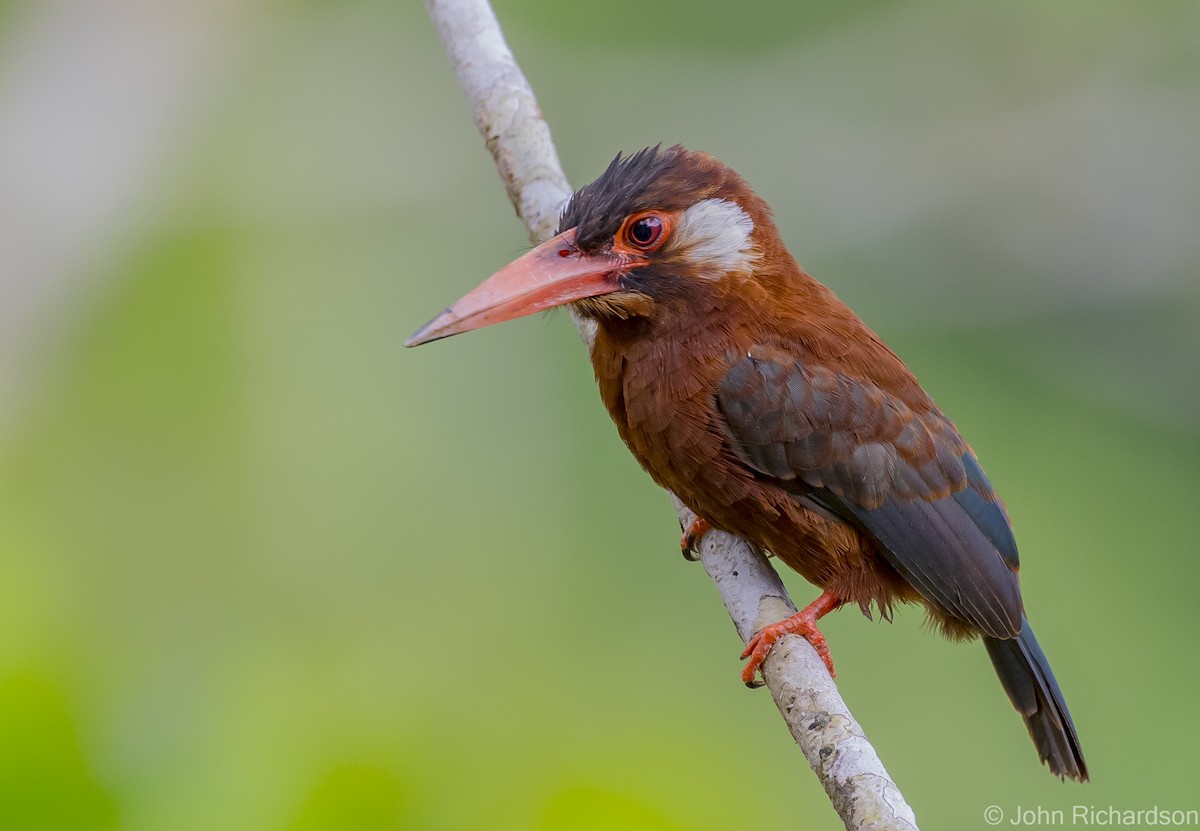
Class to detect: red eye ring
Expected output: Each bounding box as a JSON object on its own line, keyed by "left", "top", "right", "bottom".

{"left": 621, "top": 212, "right": 670, "bottom": 252}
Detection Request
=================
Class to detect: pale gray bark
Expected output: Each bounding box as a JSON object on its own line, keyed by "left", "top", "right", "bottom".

{"left": 423, "top": 1, "right": 919, "bottom": 828}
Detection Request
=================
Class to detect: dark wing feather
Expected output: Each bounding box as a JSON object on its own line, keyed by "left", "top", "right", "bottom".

{"left": 717, "top": 354, "right": 1021, "bottom": 638}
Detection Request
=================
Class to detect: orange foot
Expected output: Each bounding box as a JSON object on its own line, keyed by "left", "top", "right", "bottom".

{"left": 679, "top": 516, "right": 711, "bottom": 561}
{"left": 741, "top": 591, "right": 844, "bottom": 687}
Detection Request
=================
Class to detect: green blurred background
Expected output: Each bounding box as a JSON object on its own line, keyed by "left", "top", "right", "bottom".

{"left": 0, "top": 1, "right": 1197, "bottom": 828}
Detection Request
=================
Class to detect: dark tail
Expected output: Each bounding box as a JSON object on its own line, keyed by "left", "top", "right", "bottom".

{"left": 984, "top": 617, "right": 1088, "bottom": 781}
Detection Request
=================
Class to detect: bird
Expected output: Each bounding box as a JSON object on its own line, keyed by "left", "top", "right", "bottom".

{"left": 406, "top": 144, "right": 1087, "bottom": 781}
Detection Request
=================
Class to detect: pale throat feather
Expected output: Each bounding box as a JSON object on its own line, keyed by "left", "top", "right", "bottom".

{"left": 673, "top": 197, "right": 759, "bottom": 279}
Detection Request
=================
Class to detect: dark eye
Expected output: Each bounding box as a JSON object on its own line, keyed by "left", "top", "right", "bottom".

{"left": 625, "top": 213, "right": 666, "bottom": 250}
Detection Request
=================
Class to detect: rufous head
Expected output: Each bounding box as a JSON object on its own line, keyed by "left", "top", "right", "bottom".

{"left": 405, "top": 145, "right": 777, "bottom": 346}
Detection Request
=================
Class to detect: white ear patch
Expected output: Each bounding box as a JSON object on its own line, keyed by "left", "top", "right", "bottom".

{"left": 673, "top": 198, "right": 758, "bottom": 278}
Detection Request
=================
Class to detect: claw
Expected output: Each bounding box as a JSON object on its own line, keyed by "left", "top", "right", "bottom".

{"left": 679, "top": 516, "right": 711, "bottom": 561}
{"left": 740, "top": 591, "right": 843, "bottom": 686}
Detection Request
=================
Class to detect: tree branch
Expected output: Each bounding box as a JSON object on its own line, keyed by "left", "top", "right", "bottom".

{"left": 423, "top": 1, "right": 919, "bottom": 828}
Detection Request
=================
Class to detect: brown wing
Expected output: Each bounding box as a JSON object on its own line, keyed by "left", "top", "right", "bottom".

{"left": 717, "top": 353, "right": 1022, "bottom": 638}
